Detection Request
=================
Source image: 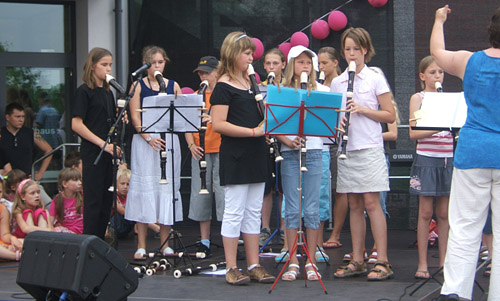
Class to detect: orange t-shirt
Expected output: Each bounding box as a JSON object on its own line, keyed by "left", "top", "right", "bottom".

{"left": 193, "top": 91, "right": 221, "bottom": 153}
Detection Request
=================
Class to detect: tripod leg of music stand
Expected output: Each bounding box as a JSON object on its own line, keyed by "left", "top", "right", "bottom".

{"left": 409, "top": 266, "right": 443, "bottom": 296}
{"left": 299, "top": 232, "right": 328, "bottom": 294}
{"left": 269, "top": 233, "right": 300, "bottom": 294}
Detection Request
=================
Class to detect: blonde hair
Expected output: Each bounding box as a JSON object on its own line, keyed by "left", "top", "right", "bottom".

{"left": 418, "top": 56, "right": 435, "bottom": 90}
{"left": 54, "top": 168, "right": 83, "bottom": 222}
{"left": 142, "top": 45, "right": 170, "bottom": 64}
{"left": 218, "top": 32, "right": 256, "bottom": 82}
{"left": 283, "top": 50, "right": 317, "bottom": 89}
{"left": 82, "top": 47, "right": 112, "bottom": 90}
{"left": 117, "top": 168, "right": 131, "bottom": 181}
{"left": 12, "top": 180, "right": 42, "bottom": 214}
{"left": 340, "top": 27, "right": 376, "bottom": 63}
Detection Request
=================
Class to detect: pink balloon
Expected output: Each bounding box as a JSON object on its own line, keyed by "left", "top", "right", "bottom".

{"left": 290, "top": 32, "right": 309, "bottom": 48}
{"left": 311, "top": 20, "right": 330, "bottom": 40}
{"left": 252, "top": 38, "right": 264, "bottom": 60}
{"left": 255, "top": 72, "right": 261, "bottom": 84}
{"left": 368, "top": 0, "right": 388, "bottom": 8}
{"left": 278, "top": 42, "right": 292, "bottom": 60}
{"left": 328, "top": 11, "right": 348, "bottom": 31}
{"left": 181, "top": 87, "right": 195, "bottom": 94}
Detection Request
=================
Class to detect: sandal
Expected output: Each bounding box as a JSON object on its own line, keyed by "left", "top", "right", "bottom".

{"left": 415, "top": 270, "right": 430, "bottom": 279}
{"left": 334, "top": 260, "right": 367, "bottom": 278}
{"left": 367, "top": 249, "right": 378, "bottom": 264}
{"left": 305, "top": 263, "right": 321, "bottom": 280}
{"left": 134, "top": 248, "right": 146, "bottom": 260}
{"left": 367, "top": 261, "right": 394, "bottom": 281}
{"left": 315, "top": 247, "right": 329, "bottom": 263}
{"left": 323, "top": 240, "right": 342, "bottom": 249}
{"left": 162, "top": 247, "right": 174, "bottom": 256}
{"left": 275, "top": 248, "right": 289, "bottom": 263}
{"left": 282, "top": 264, "right": 300, "bottom": 281}
{"left": 343, "top": 250, "right": 368, "bottom": 262}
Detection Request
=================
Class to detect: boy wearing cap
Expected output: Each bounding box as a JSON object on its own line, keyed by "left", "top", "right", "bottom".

{"left": 185, "top": 56, "right": 224, "bottom": 257}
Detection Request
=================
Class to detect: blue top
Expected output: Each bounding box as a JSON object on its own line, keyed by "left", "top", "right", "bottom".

{"left": 455, "top": 51, "right": 500, "bottom": 169}
{"left": 139, "top": 78, "right": 175, "bottom": 105}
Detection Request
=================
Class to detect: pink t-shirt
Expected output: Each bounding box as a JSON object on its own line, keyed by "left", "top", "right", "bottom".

{"left": 49, "top": 196, "right": 84, "bottom": 234}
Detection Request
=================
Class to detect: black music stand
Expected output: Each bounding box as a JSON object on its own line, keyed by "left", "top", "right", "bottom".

{"left": 140, "top": 93, "right": 202, "bottom": 268}
{"left": 265, "top": 85, "right": 342, "bottom": 294}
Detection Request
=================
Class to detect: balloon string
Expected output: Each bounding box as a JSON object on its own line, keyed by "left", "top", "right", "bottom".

{"left": 280, "top": 0, "right": 354, "bottom": 45}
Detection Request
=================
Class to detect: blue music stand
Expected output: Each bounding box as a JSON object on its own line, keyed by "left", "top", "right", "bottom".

{"left": 267, "top": 85, "right": 342, "bottom": 294}
{"left": 265, "top": 85, "right": 342, "bottom": 138}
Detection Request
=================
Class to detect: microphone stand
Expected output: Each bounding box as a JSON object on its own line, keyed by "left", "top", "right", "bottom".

{"left": 94, "top": 75, "right": 141, "bottom": 249}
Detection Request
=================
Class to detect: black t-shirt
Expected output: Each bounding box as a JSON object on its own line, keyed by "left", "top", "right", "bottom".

{"left": 211, "top": 82, "right": 268, "bottom": 185}
{"left": 72, "top": 84, "right": 115, "bottom": 157}
{"left": 0, "top": 126, "right": 34, "bottom": 175}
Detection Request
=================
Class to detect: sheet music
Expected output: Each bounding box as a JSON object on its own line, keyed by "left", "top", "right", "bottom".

{"left": 415, "top": 92, "right": 467, "bottom": 129}
{"left": 265, "top": 85, "right": 343, "bottom": 138}
{"left": 141, "top": 94, "right": 203, "bottom": 133}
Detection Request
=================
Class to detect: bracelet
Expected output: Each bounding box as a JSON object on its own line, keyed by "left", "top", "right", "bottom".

{"left": 146, "top": 136, "right": 152, "bottom": 143}
{"left": 188, "top": 143, "right": 194, "bottom": 149}
{"left": 252, "top": 128, "right": 255, "bottom": 137}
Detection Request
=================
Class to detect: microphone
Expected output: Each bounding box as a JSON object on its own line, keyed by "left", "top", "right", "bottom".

{"left": 267, "top": 72, "right": 275, "bottom": 85}
{"left": 154, "top": 71, "right": 167, "bottom": 95}
{"left": 198, "top": 80, "right": 209, "bottom": 95}
{"left": 247, "top": 64, "right": 263, "bottom": 102}
{"left": 435, "top": 82, "right": 443, "bottom": 92}
{"left": 131, "top": 62, "right": 151, "bottom": 77}
{"left": 105, "top": 74, "right": 126, "bottom": 95}
{"left": 300, "top": 72, "right": 308, "bottom": 90}
{"left": 318, "top": 71, "right": 325, "bottom": 85}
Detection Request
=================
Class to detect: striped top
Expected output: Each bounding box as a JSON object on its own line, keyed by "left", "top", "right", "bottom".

{"left": 416, "top": 92, "right": 454, "bottom": 158}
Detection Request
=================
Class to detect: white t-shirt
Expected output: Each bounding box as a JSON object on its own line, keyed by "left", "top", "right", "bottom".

{"left": 330, "top": 65, "right": 390, "bottom": 151}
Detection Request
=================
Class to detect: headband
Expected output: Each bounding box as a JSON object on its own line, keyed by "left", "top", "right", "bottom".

{"left": 235, "top": 34, "right": 247, "bottom": 42}
{"left": 18, "top": 179, "right": 31, "bottom": 195}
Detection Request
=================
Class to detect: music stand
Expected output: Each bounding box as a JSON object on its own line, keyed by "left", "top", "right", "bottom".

{"left": 140, "top": 93, "right": 202, "bottom": 268}
{"left": 410, "top": 91, "right": 467, "bottom": 295}
{"left": 266, "top": 85, "right": 342, "bottom": 294}
{"left": 412, "top": 91, "right": 467, "bottom": 151}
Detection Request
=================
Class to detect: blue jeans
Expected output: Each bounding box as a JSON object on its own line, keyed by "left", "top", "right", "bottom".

{"left": 281, "top": 149, "right": 322, "bottom": 229}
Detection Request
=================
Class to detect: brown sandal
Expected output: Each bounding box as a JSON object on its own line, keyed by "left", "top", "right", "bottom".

{"left": 334, "top": 260, "right": 367, "bottom": 278}
{"left": 367, "top": 261, "right": 394, "bottom": 281}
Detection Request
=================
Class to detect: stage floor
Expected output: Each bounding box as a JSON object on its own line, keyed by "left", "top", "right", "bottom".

{"left": 0, "top": 223, "right": 491, "bottom": 300}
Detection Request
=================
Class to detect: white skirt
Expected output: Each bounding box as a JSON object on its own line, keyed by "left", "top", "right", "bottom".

{"left": 125, "top": 133, "right": 183, "bottom": 225}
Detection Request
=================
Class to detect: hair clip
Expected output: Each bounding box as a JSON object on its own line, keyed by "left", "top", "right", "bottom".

{"left": 235, "top": 34, "right": 247, "bottom": 42}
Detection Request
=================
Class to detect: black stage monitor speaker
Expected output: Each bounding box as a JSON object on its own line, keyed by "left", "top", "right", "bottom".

{"left": 16, "top": 231, "right": 138, "bottom": 300}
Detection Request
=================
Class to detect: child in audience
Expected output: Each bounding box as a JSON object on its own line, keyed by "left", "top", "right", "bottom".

{"left": 3, "top": 169, "right": 27, "bottom": 203}
{"left": 0, "top": 203, "right": 22, "bottom": 261}
{"left": 12, "top": 179, "right": 53, "bottom": 238}
{"left": 64, "top": 151, "right": 83, "bottom": 174}
{"left": 49, "top": 168, "right": 84, "bottom": 234}
{"left": 0, "top": 176, "right": 13, "bottom": 213}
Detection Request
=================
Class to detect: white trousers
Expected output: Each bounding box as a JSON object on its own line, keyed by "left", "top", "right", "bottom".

{"left": 441, "top": 168, "right": 500, "bottom": 300}
{"left": 220, "top": 183, "right": 265, "bottom": 238}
